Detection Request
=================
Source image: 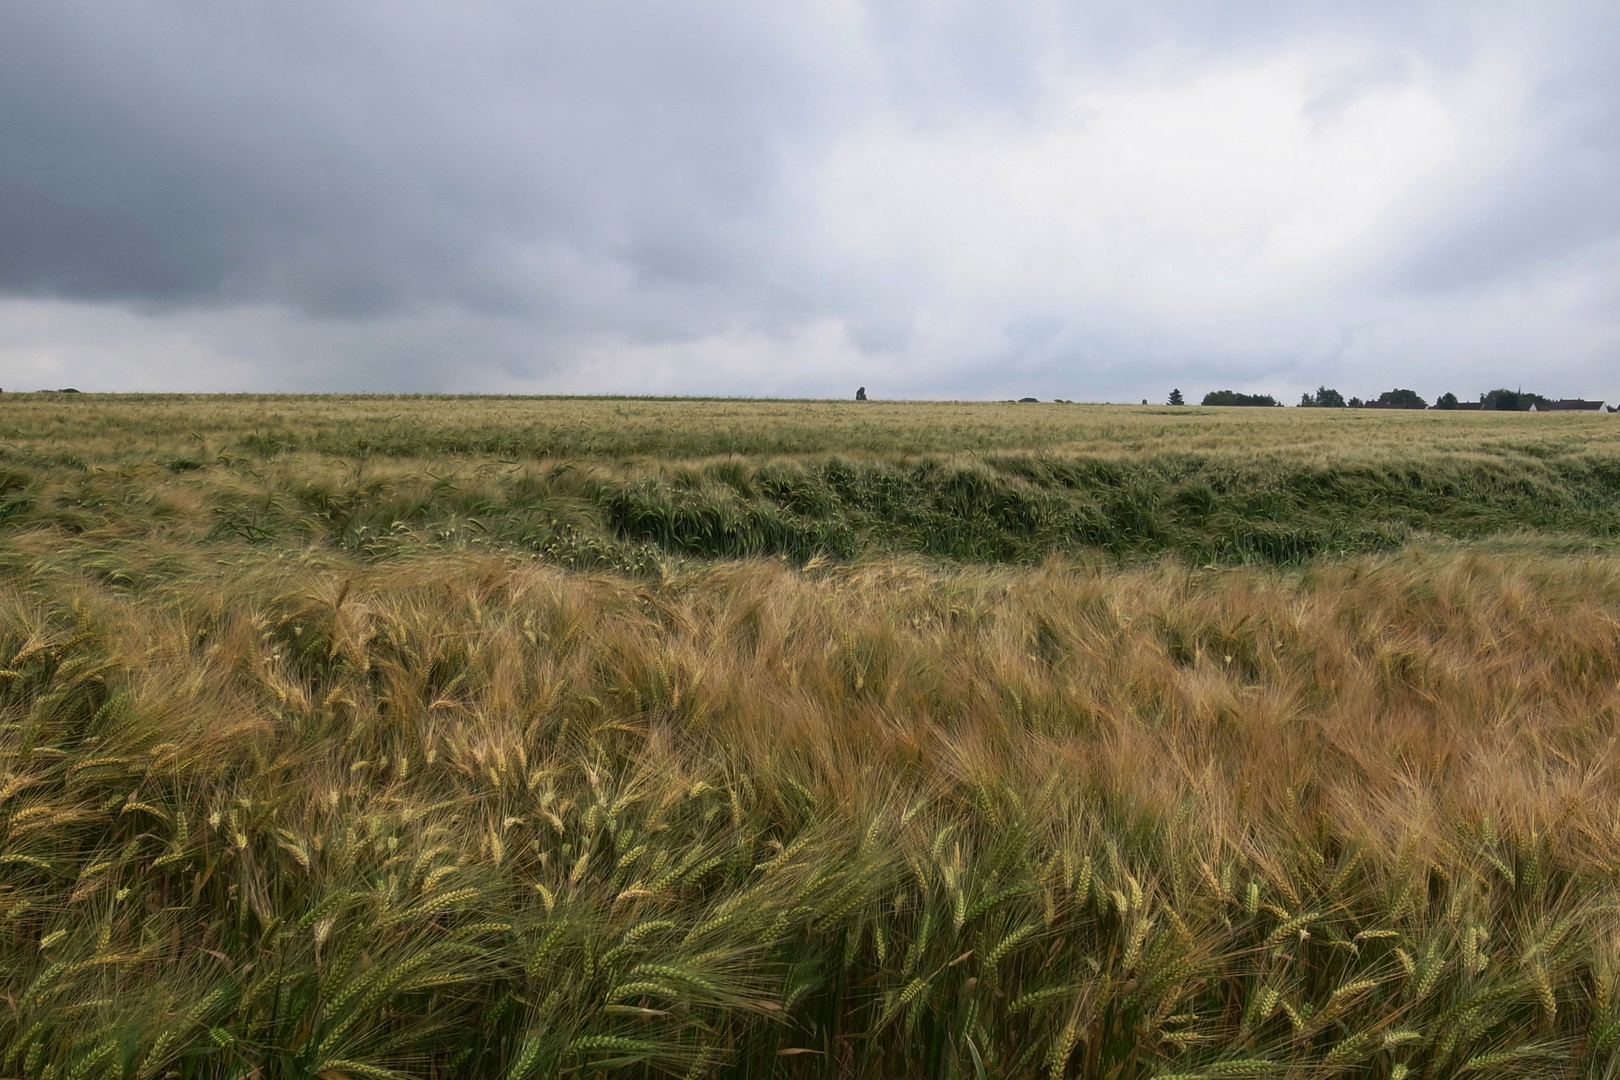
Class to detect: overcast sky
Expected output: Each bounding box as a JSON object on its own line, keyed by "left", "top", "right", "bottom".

{"left": 2, "top": 2, "right": 1617, "bottom": 402}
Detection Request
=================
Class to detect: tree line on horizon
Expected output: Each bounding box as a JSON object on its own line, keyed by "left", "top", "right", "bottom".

{"left": 1167, "top": 387, "right": 1578, "bottom": 410}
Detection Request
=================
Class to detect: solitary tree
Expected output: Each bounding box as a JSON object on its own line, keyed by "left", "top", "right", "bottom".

{"left": 1434, "top": 392, "right": 1460, "bottom": 410}
{"left": 855, "top": 387, "right": 867, "bottom": 401}
{"left": 1298, "top": 386, "right": 1345, "bottom": 407}
{"left": 1375, "top": 388, "right": 1427, "bottom": 409}
{"left": 1480, "top": 388, "right": 1549, "bottom": 411}
{"left": 1168, "top": 388, "right": 1185, "bottom": 405}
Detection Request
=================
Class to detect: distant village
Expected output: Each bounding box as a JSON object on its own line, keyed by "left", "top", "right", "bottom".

{"left": 4, "top": 386, "right": 1613, "bottom": 412}
{"left": 1164, "top": 388, "right": 1613, "bottom": 411}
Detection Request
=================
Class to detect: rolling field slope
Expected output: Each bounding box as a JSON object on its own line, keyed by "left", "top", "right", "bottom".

{"left": 3, "top": 397, "right": 1620, "bottom": 1078}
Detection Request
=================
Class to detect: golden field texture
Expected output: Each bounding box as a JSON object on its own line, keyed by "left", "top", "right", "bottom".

{"left": 5, "top": 392, "right": 1620, "bottom": 461}
{"left": 4, "top": 397, "right": 1620, "bottom": 1078}
{"left": 4, "top": 394, "right": 1620, "bottom": 568}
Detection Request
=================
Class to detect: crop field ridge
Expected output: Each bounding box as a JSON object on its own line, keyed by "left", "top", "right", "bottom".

{"left": 2, "top": 397, "right": 1620, "bottom": 1078}
{"left": 3, "top": 396, "right": 1620, "bottom": 571}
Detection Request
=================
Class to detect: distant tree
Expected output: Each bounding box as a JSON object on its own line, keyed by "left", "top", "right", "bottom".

{"left": 1348, "top": 396, "right": 1364, "bottom": 408}
{"left": 1202, "top": 390, "right": 1279, "bottom": 407}
{"left": 1375, "top": 388, "right": 1427, "bottom": 409}
{"left": 1167, "top": 388, "right": 1185, "bottom": 405}
{"left": 855, "top": 386, "right": 867, "bottom": 401}
{"left": 1480, "top": 388, "right": 1550, "bottom": 411}
{"left": 1314, "top": 386, "right": 1345, "bottom": 408}
{"left": 1434, "top": 392, "right": 1460, "bottom": 410}
{"left": 1300, "top": 392, "right": 1313, "bottom": 407}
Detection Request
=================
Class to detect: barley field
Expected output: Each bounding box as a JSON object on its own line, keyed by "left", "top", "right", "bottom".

{"left": 4, "top": 395, "right": 1620, "bottom": 1079}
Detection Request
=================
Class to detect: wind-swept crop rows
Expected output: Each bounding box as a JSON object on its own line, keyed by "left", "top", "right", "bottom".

{"left": 5, "top": 543, "right": 1620, "bottom": 1078}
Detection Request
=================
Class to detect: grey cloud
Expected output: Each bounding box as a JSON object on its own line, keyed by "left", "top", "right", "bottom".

{"left": 1302, "top": 55, "right": 1414, "bottom": 127}
{"left": 1, "top": 2, "right": 1617, "bottom": 397}
{"left": 1373, "top": 8, "right": 1620, "bottom": 296}
{"left": 0, "top": 2, "right": 824, "bottom": 319}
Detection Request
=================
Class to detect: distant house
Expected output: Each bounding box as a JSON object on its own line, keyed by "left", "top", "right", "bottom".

{"left": 1529, "top": 399, "right": 1605, "bottom": 412}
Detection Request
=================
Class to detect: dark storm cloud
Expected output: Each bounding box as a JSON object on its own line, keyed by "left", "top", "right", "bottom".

{"left": 1, "top": 2, "right": 1618, "bottom": 398}
{"left": 0, "top": 2, "right": 822, "bottom": 319}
